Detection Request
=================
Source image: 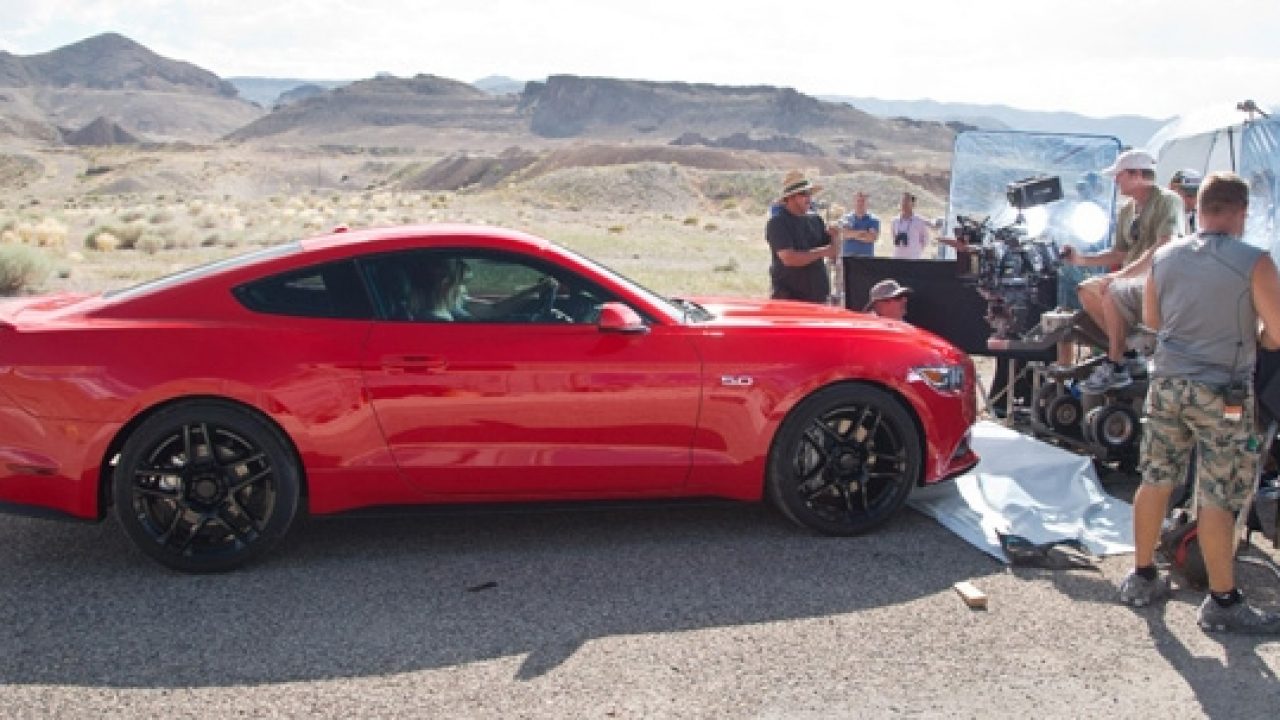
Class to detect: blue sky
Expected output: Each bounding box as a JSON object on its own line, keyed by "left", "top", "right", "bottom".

{"left": 3, "top": 0, "right": 1278, "bottom": 120}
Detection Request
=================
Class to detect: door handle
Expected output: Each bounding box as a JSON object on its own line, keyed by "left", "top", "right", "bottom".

{"left": 384, "top": 355, "right": 448, "bottom": 372}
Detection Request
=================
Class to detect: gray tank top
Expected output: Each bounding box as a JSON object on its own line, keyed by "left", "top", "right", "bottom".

{"left": 1152, "top": 233, "right": 1264, "bottom": 386}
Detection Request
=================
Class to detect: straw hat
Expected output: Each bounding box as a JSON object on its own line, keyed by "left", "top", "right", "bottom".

{"left": 778, "top": 170, "right": 823, "bottom": 201}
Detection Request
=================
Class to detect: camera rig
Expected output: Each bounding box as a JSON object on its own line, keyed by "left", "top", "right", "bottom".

{"left": 956, "top": 176, "right": 1064, "bottom": 346}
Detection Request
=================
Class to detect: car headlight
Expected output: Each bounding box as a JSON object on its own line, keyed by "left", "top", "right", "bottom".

{"left": 908, "top": 365, "right": 966, "bottom": 393}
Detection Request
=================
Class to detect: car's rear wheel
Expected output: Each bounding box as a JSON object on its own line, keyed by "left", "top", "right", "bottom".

{"left": 113, "top": 401, "right": 300, "bottom": 573}
{"left": 768, "top": 384, "right": 922, "bottom": 536}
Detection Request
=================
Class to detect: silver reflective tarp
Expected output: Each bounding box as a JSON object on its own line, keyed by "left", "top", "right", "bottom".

{"left": 909, "top": 421, "right": 1134, "bottom": 563}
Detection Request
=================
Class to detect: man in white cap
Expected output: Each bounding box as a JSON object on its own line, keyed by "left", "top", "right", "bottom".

{"left": 864, "top": 278, "right": 912, "bottom": 321}
{"left": 1061, "top": 149, "right": 1184, "bottom": 392}
{"left": 766, "top": 170, "right": 840, "bottom": 303}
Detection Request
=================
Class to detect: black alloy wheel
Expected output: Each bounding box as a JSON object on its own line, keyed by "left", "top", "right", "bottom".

{"left": 768, "top": 384, "right": 922, "bottom": 536}
{"left": 113, "top": 401, "right": 300, "bottom": 573}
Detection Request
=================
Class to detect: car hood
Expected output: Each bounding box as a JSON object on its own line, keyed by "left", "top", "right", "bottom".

{"left": 688, "top": 295, "right": 965, "bottom": 357}
{"left": 692, "top": 296, "right": 879, "bottom": 326}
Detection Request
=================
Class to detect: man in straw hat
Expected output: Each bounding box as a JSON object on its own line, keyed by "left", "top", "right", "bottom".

{"left": 766, "top": 170, "right": 840, "bottom": 303}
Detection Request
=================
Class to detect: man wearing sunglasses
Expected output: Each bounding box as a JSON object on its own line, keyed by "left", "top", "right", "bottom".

{"left": 1061, "top": 149, "right": 1184, "bottom": 392}
{"left": 766, "top": 170, "right": 841, "bottom": 303}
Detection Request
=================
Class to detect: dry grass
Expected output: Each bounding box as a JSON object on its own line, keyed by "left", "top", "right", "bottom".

{"left": 1, "top": 157, "right": 946, "bottom": 298}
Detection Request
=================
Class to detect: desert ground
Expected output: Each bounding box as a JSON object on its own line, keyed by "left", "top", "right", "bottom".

{"left": 2, "top": 142, "right": 1279, "bottom": 717}
{"left": 0, "top": 143, "right": 948, "bottom": 298}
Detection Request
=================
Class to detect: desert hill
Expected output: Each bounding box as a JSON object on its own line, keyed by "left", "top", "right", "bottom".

{"left": 226, "top": 72, "right": 955, "bottom": 169}
{"left": 0, "top": 33, "right": 260, "bottom": 143}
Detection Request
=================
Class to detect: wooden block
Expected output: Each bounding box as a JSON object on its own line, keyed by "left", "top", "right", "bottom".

{"left": 953, "top": 581, "right": 988, "bottom": 609}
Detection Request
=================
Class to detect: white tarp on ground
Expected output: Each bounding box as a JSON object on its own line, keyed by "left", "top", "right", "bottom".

{"left": 908, "top": 421, "right": 1134, "bottom": 563}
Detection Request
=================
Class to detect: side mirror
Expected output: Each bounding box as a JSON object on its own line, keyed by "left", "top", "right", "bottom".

{"left": 597, "top": 302, "right": 649, "bottom": 334}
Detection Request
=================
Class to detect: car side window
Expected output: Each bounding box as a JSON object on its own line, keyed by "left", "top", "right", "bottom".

{"left": 233, "top": 260, "right": 373, "bottom": 319}
{"left": 361, "top": 250, "right": 615, "bottom": 325}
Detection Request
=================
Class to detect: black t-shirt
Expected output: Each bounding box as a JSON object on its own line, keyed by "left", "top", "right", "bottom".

{"left": 766, "top": 210, "right": 830, "bottom": 303}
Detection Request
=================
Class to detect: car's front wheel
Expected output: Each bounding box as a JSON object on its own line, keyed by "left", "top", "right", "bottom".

{"left": 768, "top": 384, "right": 922, "bottom": 536}
{"left": 113, "top": 401, "right": 300, "bottom": 573}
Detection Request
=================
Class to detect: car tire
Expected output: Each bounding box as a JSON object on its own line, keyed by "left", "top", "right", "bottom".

{"left": 767, "top": 383, "right": 922, "bottom": 536}
{"left": 113, "top": 400, "right": 300, "bottom": 573}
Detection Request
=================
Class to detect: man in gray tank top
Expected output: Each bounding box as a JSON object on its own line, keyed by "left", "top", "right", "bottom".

{"left": 1117, "top": 172, "right": 1280, "bottom": 634}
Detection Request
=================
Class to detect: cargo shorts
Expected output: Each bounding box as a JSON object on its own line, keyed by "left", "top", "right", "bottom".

{"left": 1140, "top": 376, "right": 1259, "bottom": 512}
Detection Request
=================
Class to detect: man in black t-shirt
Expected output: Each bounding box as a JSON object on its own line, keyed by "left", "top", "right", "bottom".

{"left": 766, "top": 170, "right": 840, "bottom": 303}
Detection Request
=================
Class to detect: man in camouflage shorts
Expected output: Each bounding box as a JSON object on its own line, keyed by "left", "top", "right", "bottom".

{"left": 1120, "top": 172, "right": 1280, "bottom": 634}
{"left": 1142, "top": 378, "right": 1257, "bottom": 512}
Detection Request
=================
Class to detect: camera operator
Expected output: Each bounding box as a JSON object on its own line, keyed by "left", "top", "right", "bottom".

{"left": 766, "top": 171, "right": 840, "bottom": 303}
{"left": 1121, "top": 172, "right": 1280, "bottom": 634}
{"left": 1061, "top": 149, "right": 1184, "bottom": 392}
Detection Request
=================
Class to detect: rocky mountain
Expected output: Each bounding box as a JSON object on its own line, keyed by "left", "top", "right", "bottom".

{"left": 473, "top": 75, "right": 527, "bottom": 96}
{"left": 227, "top": 77, "right": 352, "bottom": 108}
{"left": 0, "top": 32, "right": 260, "bottom": 143}
{"left": 61, "top": 116, "right": 140, "bottom": 145}
{"left": 1, "top": 32, "right": 236, "bottom": 96}
{"left": 825, "top": 95, "right": 1165, "bottom": 148}
{"left": 228, "top": 73, "right": 956, "bottom": 166}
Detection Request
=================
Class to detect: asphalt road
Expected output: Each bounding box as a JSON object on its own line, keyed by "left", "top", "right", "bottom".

{"left": 2, "top": 489, "right": 1278, "bottom": 718}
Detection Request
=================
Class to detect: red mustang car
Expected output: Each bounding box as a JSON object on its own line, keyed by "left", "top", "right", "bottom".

{"left": 0, "top": 225, "right": 978, "bottom": 571}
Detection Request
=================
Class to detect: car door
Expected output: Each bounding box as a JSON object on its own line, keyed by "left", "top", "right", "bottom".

{"left": 359, "top": 249, "right": 703, "bottom": 497}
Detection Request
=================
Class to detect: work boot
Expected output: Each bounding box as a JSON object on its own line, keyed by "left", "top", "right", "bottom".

{"left": 1197, "top": 595, "right": 1280, "bottom": 634}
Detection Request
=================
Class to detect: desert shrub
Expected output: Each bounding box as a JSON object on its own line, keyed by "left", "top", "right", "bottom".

{"left": 136, "top": 233, "right": 166, "bottom": 255}
{"left": 607, "top": 225, "right": 625, "bottom": 234}
{"left": 683, "top": 216, "right": 699, "bottom": 226}
{"left": 703, "top": 223, "right": 719, "bottom": 232}
{"left": 714, "top": 258, "right": 740, "bottom": 272}
{"left": 148, "top": 209, "right": 175, "bottom": 224}
{"left": 116, "top": 223, "right": 144, "bottom": 249}
{"left": 0, "top": 244, "right": 51, "bottom": 294}
{"left": 13, "top": 218, "right": 68, "bottom": 248}
{"left": 120, "top": 208, "right": 146, "bottom": 223}
{"left": 85, "top": 229, "right": 120, "bottom": 251}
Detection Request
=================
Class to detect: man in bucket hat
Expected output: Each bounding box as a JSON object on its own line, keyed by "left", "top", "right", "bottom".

{"left": 864, "top": 278, "right": 912, "bottom": 321}
{"left": 766, "top": 170, "right": 840, "bottom": 303}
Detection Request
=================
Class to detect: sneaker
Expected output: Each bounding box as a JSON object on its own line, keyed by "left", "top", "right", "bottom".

{"left": 1197, "top": 595, "right": 1280, "bottom": 634}
{"left": 1125, "top": 356, "right": 1149, "bottom": 378}
{"left": 1082, "top": 362, "right": 1132, "bottom": 393}
{"left": 1118, "top": 569, "right": 1170, "bottom": 607}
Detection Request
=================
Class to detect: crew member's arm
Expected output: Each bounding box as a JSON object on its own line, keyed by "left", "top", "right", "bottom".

{"left": 1252, "top": 254, "right": 1280, "bottom": 349}
{"left": 1062, "top": 245, "right": 1125, "bottom": 268}
{"left": 1142, "top": 267, "right": 1161, "bottom": 331}
{"left": 769, "top": 221, "right": 839, "bottom": 267}
{"left": 1113, "top": 233, "right": 1174, "bottom": 280}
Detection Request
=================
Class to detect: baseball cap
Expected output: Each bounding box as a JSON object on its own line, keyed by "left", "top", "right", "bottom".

{"left": 1099, "top": 149, "right": 1157, "bottom": 177}
{"left": 864, "top": 279, "right": 913, "bottom": 310}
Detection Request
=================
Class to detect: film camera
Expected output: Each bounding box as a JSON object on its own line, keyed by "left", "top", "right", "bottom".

{"left": 957, "top": 176, "right": 1063, "bottom": 343}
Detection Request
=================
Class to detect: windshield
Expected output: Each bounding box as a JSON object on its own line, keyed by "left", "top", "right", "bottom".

{"left": 948, "top": 131, "right": 1123, "bottom": 253}
{"left": 552, "top": 244, "right": 686, "bottom": 323}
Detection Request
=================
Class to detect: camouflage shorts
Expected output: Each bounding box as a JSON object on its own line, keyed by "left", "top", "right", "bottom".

{"left": 1141, "top": 376, "right": 1259, "bottom": 512}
